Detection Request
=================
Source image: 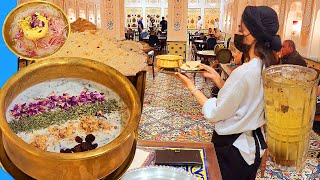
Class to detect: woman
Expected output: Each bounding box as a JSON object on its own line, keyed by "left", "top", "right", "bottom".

{"left": 214, "top": 28, "right": 224, "bottom": 41}
{"left": 207, "top": 28, "right": 215, "bottom": 35}
{"left": 175, "top": 6, "right": 281, "bottom": 180}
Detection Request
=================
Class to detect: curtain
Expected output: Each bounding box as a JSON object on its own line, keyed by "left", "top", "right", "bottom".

{"left": 301, "top": 0, "right": 314, "bottom": 47}
{"left": 278, "top": 0, "right": 287, "bottom": 37}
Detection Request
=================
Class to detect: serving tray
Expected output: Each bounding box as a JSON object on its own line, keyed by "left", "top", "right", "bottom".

{"left": 158, "top": 68, "right": 206, "bottom": 74}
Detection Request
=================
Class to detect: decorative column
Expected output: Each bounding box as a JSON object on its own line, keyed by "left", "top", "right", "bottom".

{"left": 231, "top": 0, "right": 239, "bottom": 35}
{"left": 254, "top": 0, "right": 264, "bottom": 6}
{"left": 167, "top": 0, "right": 188, "bottom": 41}
{"left": 52, "top": 0, "right": 64, "bottom": 10}
{"left": 100, "top": 0, "right": 125, "bottom": 40}
{"left": 301, "top": 0, "right": 314, "bottom": 47}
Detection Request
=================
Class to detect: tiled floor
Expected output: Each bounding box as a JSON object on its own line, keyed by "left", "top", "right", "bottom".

{"left": 138, "top": 69, "right": 214, "bottom": 142}
{"left": 138, "top": 63, "right": 320, "bottom": 180}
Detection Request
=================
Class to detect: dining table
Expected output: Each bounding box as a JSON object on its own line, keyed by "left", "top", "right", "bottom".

{"left": 194, "top": 39, "right": 207, "bottom": 45}
{"left": 216, "top": 40, "right": 225, "bottom": 44}
{"left": 193, "top": 40, "right": 225, "bottom": 46}
{"left": 142, "top": 36, "right": 167, "bottom": 43}
{"left": 189, "top": 34, "right": 201, "bottom": 45}
{"left": 197, "top": 50, "right": 216, "bottom": 57}
{"left": 197, "top": 50, "right": 216, "bottom": 65}
{"left": 142, "top": 36, "right": 167, "bottom": 54}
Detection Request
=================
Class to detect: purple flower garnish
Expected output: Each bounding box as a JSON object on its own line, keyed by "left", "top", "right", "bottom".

{"left": 10, "top": 89, "right": 107, "bottom": 119}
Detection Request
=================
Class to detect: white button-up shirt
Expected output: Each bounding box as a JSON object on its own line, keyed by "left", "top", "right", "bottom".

{"left": 196, "top": 19, "right": 203, "bottom": 30}
{"left": 202, "top": 58, "right": 266, "bottom": 165}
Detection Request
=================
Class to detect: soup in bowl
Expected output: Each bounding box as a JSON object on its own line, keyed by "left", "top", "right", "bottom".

{"left": 0, "top": 57, "right": 141, "bottom": 179}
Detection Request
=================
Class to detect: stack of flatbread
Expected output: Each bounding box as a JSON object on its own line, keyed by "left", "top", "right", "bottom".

{"left": 70, "top": 18, "right": 97, "bottom": 32}
{"left": 180, "top": 61, "right": 201, "bottom": 71}
{"left": 46, "top": 18, "right": 147, "bottom": 76}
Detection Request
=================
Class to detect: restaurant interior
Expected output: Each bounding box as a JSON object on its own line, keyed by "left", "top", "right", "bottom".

{"left": 0, "top": 0, "right": 319, "bottom": 179}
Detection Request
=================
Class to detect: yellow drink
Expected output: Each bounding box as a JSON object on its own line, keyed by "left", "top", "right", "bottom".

{"left": 263, "top": 65, "right": 318, "bottom": 171}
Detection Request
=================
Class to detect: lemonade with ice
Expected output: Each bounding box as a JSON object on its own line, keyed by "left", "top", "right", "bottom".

{"left": 263, "top": 65, "right": 318, "bottom": 171}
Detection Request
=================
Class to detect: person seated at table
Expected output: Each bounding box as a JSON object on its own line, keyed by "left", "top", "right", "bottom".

{"left": 207, "top": 28, "right": 215, "bottom": 35}
{"left": 199, "top": 32, "right": 207, "bottom": 40}
{"left": 125, "top": 28, "right": 134, "bottom": 40}
{"left": 175, "top": 6, "right": 282, "bottom": 180}
{"left": 214, "top": 28, "right": 224, "bottom": 41}
{"left": 148, "top": 30, "right": 159, "bottom": 47}
{"left": 279, "top": 40, "right": 307, "bottom": 67}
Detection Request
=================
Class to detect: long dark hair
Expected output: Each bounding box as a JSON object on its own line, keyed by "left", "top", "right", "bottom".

{"left": 254, "top": 41, "right": 278, "bottom": 69}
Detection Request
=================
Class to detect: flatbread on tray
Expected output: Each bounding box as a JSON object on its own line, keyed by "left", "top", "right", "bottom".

{"left": 180, "top": 61, "right": 201, "bottom": 71}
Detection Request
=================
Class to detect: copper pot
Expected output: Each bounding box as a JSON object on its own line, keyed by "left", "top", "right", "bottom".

{"left": 156, "top": 55, "right": 184, "bottom": 68}
{"left": 2, "top": 1, "right": 70, "bottom": 60}
{"left": 0, "top": 57, "right": 141, "bottom": 179}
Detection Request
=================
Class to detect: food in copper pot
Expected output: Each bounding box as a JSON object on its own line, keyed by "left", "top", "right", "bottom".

{"left": 60, "top": 134, "right": 98, "bottom": 153}
{"left": 6, "top": 78, "right": 130, "bottom": 153}
{"left": 10, "top": 4, "right": 68, "bottom": 58}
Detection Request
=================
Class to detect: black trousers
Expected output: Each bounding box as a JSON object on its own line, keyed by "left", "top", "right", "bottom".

{"left": 212, "top": 130, "right": 264, "bottom": 180}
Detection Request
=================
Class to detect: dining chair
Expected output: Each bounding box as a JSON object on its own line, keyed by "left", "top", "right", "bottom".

{"left": 226, "top": 37, "right": 231, "bottom": 49}
{"left": 214, "top": 44, "right": 225, "bottom": 55}
{"left": 216, "top": 48, "right": 233, "bottom": 64}
{"left": 206, "top": 38, "right": 217, "bottom": 50}
{"left": 191, "top": 44, "right": 199, "bottom": 61}
{"left": 188, "top": 32, "right": 192, "bottom": 45}
{"left": 134, "top": 30, "right": 139, "bottom": 41}
{"left": 191, "top": 44, "right": 200, "bottom": 84}
{"left": 147, "top": 42, "right": 161, "bottom": 80}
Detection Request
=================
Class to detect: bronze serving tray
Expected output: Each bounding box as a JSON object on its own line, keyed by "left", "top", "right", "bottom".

{"left": 0, "top": 132, "right": 137, "bottom": 180}
{"left": 158, "top": 67, "right": 206, "bottom": 74}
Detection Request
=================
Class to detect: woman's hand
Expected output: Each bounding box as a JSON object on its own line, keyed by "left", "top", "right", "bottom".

{"left": 174, "top": 73, "right": 195, "bottom": 90}
{"left": 198, "top": 64, "right": 225, "bottom": 89}
{"left": 198, "top": 64, "right": 220, "bottom": 80}
{"left": 174, "top": 72, "right": 208, "bottom": 106}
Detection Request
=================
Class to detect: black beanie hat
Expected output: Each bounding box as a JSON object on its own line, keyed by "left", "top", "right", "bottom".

{"left": 242, "top": 6, "right": 282, "bottom": 52}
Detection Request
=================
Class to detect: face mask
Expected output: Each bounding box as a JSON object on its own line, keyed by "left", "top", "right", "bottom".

{"left": 234, "top": 34, "right": 250, "bottom": 54}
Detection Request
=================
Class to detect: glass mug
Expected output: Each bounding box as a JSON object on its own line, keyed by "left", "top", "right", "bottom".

{"left": 262, "top": 65, "right": 319, "bottom": 171}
